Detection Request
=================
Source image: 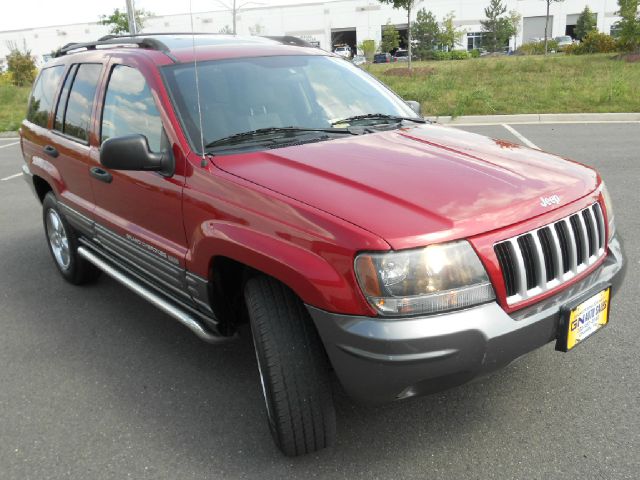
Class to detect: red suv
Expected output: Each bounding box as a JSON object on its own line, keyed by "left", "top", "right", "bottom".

{"left": 20, "top": 34, "right": 625, "bottom": 456}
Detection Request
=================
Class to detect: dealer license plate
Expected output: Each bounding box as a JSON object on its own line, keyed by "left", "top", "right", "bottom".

{"left": 556, "top": 287, "right": 611, "bottom": 352}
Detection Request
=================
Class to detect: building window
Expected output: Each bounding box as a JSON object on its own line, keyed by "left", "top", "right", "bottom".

{"left": 467, "top": 32, "right": 484, "bottom": 51}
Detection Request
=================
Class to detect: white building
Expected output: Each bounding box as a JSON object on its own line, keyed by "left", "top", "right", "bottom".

{"left": 0, "top": 0, "right": 625, "bottom": 64}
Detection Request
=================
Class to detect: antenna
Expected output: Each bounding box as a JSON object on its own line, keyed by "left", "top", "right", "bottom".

{"left": 189, "top": 0, "right": 208, "bottom": 166}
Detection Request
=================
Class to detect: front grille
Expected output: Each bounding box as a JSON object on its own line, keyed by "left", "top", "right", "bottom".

{"left": 494, "top": 203, "right": 606, "bottom": 304}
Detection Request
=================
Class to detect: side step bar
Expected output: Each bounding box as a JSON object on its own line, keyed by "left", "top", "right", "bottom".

{"left": 77, "top": 246, "right": 231, "bottom": 344}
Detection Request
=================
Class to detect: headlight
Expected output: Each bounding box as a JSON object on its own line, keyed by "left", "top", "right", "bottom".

{"left": 354, "top": 240, "right": 495, "bottom": 316}
{"left": 600, "top": 182, "right": 616, "bottom": 243}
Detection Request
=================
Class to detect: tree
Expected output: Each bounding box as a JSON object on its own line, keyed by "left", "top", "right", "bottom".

{"left": 616, "top": 0, "right": 640, "bottom": 52}
{"left": 358, "top": 39, "right": 377, "bottom": 61}
{"left": 99, "top": 8, "right": 151, "bottom": 34}
{"left": 438, "top": 12, "right": 463, "bottom": 51}
{"left": 381, "top": 21, "right": 401, "bottom": 53}
{"left": 219, "top": 25, "right": 233, "bottom": 34}
{"left": 481, "top": 0, "right": 515, "bottom": 52}
{"left": 379, "top": 0, "right": 419, "bottom": 69}
{"left": 6, "top": 42, "right": 35, "bottom": 87}
{"left": 542, "top": 0, "right": 565, "bottom": 55}
{"left": 413, "top": 9, "right": 440, "bottom": 59}
{"left": 508, "top": 10, "right": 522, "bottom": 50}
{"left": 575, "top": 6, "right": 597, "bottom": 41}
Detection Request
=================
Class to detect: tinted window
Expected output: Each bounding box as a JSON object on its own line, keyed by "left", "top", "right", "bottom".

{"left": 54, "top": 65, "right": 77, "bottom": 132}
{"left": 163, "top": 55, "right": 418, "bottom": 150}
{"left": 101, "top": 65, "right": 162, "bottom": 152}
{"left": 26, "top": 66, "right": 64, "bottom": 128}
{"left": 63, "top": 64, "right": 102, "bottom": 142}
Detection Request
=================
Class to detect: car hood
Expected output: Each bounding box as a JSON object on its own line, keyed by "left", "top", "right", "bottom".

{"left": 213, "top": 124, "right": 598, "bottom": 250}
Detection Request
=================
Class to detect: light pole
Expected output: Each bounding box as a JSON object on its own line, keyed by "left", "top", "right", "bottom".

{"left": 215, "top": 0, "right": 264, "bottom": 34}
{"left": 126, "top": 0, "right": 138, "bottom": 35}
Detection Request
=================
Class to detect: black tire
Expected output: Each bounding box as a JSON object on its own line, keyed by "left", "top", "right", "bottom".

{"left": 244, "top": 275, "right": 336, "bottom": 456}
{"left": 42, "top": 192, "right": 101, "bottom": 285}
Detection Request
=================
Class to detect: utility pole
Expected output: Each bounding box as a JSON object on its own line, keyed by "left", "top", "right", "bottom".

{"left": 126, "top": 0, "right": 138, "bottom": 35}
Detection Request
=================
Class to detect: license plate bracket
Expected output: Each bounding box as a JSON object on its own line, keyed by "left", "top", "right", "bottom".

{"left": 556, "top": 285, "right": 611, "bottom": 352}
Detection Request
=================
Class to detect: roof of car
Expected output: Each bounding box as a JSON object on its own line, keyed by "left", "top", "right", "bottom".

{"left": 52, "top": 33, "right": 328, "bottom": 65}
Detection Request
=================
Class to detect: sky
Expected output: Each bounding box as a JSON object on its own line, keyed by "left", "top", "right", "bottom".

{"left": 0, "top": 0, "right": 323, "bottom": 31}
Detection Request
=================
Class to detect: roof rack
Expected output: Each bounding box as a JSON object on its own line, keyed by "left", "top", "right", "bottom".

{"left": 53, "top": 36, "right": 171, "bottom": 58}
{"left": 263, "top": 36, "right": 315, "bottom": 48}
{"left": 52, "top": 33, "right": 315, "bottom": 59}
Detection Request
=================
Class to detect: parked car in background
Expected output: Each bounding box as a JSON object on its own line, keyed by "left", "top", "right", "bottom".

{"left": 333, "top": 45, "right": 352, "bottom": 58}
{"left": 352, "top": 54, "right": 366, "bottom": 66}
{"left": 555, "top": 35, "right": 575, "bottom": 51}
{"left": 393, "top": 49, "right": 409, "bottom": 62}
{"left": 373, "top": 52, "right": 392, "bottom": 63}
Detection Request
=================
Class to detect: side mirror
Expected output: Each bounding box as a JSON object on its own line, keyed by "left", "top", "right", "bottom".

{"left": 406, "top": 100, "right": 422, "bottom": 116}
{"left": 100, "top": 134, "right": 174, "bottom": 176}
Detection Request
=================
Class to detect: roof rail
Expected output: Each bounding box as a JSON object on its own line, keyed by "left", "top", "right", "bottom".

{"left": 53, "top": 36, "right": 171, "bottom": 58}
{"left": 263, "top": 36, "right": 315, "bottom": 48}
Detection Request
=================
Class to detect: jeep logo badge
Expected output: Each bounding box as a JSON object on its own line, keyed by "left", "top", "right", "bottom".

{"left": 540, "top": 195, "right": 561, "bottom": 207}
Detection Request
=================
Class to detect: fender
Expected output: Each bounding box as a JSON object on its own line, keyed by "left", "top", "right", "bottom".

{"left": 186, "top": 220, "right": 376, "bottom": 316}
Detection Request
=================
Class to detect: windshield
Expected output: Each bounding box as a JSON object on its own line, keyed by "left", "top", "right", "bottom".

{"left": 163, "top": 55, "right": 419, "bottom": 152}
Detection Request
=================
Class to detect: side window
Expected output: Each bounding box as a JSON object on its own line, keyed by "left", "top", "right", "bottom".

{"left": 101, "top": 65, "right": 162, "bottom": 152}
{"left": 62, "top": 63, "right": 102, "bottom": 142}
{"left": 26, "top": 66, "right": 65, "bottom": 128}
{"left": 54, "top": 64, "right": 77, "bottom": 132}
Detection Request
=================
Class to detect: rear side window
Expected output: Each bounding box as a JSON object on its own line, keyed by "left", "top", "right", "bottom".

{"left": 60, "top": 63, "right": 102, "bottom": 142}
{"left": 101, "top": 65, "right": 162, "bottom": 152}
{"left": 54, "top": 64, "right": 77, "bottom": 132}
{"left": 26, "top": 66, "right": 64, "bottom": 128}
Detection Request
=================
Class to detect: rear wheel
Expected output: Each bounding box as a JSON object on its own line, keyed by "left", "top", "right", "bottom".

{"left": 244, "top": 275, "right": 336, "bottom": 456}
{"left": 42, "top": 192, "right": 100, "bottom": 285}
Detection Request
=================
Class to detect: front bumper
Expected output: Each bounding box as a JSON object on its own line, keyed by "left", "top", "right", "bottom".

{"left": 308, "top": 235, "right": 626, "bottom": 405}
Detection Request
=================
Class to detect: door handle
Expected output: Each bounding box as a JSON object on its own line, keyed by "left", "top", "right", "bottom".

{"left": 90, "top": 167, "right": 113, "bottom": 184}
{"left": 43, "top": 145, "right": 59, "bottom": 158}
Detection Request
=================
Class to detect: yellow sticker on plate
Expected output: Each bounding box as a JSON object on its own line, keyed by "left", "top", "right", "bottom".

{"left": 566, "top": 288, "right": 610, "bottom": 350}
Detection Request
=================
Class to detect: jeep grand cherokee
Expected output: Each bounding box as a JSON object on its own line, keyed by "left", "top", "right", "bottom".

{"left": 20, "top": 33, "right": 625, "bottom": 456}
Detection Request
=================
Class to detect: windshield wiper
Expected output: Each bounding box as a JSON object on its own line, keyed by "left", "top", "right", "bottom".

{"left": 205, "top": 126, "right": 356, "bottom": 149}
{"left": 331, "top": 113, "right": 426, "bottom": 126}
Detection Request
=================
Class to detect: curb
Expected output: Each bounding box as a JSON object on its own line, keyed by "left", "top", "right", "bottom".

{"left": 426, "top": 113, "right": 640, "bottom": 125}
{"left": 0, "top": 131, "right": 19, "bottom": 138}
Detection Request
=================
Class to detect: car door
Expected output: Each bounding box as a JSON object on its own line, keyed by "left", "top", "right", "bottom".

{"left": 49, "top": 62, "right": 104, "bottom": 229}
{"left": 21, "top": 64, "right": 98, "bottom": 224}
{"left": 88, "top": 60, "right": 194, "bottom": 306}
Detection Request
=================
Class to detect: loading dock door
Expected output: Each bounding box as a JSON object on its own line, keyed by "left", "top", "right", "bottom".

{"left": 331, "top": 28, "right": 356, "bottom": 57}
{"left": 523, "top": 16, "right": 553, "bottom": 42}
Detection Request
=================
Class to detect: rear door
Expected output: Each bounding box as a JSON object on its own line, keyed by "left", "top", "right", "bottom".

{"left": 88, "top": 59, "right": 193, "bottom": 305}
{"left": 48, "top": 63, "right": 104, "bottom": 226}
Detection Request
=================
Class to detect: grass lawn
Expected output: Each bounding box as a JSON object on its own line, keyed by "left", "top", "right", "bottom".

{"left": 366, "top": 54, "right": 640, "bottom": 117}
{"left": 0, "top": 54, "right": 639, "bottom": 131}
{"left": 0, "top": 79, "right": 29, "bottom": 132}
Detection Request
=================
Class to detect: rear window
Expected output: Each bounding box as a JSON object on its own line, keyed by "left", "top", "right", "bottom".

{"left": 26, "top": 66, "right": 65, "bottom": 128}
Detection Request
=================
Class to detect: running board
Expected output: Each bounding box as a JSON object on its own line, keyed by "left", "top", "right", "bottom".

{"left": 77, "top": 246, "right": 232, "bottom": 344}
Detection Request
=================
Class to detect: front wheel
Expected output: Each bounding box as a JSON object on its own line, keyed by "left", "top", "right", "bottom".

{"left": 244, "top": 275, "right": 336, "bottom": 456}
{"left": 42, "top": 192, "right": 100, "bottom": 285}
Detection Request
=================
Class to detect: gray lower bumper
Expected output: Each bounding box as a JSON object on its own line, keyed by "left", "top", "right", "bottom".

{"left": 308, "top": 235, "right": 626, "bottom": 405}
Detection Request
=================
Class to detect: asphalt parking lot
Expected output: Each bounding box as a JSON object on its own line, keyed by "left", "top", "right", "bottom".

{"left": 1, "top": 122, "right": 639, "bottom": 480}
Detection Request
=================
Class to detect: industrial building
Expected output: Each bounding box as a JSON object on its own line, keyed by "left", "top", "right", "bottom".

{"left": 0, "top": 0, "right": 626, "bottom": 64}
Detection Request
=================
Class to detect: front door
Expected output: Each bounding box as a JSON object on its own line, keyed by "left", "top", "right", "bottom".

{"left": 88, "top": 60, "right": 191, "bottom": 303}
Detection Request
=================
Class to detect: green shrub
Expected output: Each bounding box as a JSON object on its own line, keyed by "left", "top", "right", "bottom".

{"left": 566, "top": 31, "right": 619, "bottom": 54}
{"left": 517, "top": 39, "right": 559, "bottom": 55}
{"left": 470, "top": 49, "right": 481, "bottom": 58}
{"left": 6, "top": 49, "right": 36, "bottom": 87}
{"left": 450, "top": 50, "right": 469, "bottom": 60}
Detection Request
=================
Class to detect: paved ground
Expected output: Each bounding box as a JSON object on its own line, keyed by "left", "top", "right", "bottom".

{"left": 0, "top": 123, "right": 639, "bottom": 480}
